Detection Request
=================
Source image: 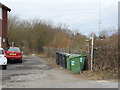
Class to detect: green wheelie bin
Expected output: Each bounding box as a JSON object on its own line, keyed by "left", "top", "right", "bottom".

{"left": 66, "top": 54, "right": 71, "bottom": 70}
{"left": 79, "top": 54, "right": 86, "bottom": 70}
{"left": 69, "top": 54, "right": 82, "bottom": 74}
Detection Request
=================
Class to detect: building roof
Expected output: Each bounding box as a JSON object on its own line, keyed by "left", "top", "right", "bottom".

{"left": 0, "top": 3, "right": 11, "bottom": 12}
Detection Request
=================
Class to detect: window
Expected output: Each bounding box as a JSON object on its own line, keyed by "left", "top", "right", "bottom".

{"left": 8, "top": 47, "right": 21, "bottom": 52}
{"left": 0, "top": 7, "right": 2, "bottom": 19}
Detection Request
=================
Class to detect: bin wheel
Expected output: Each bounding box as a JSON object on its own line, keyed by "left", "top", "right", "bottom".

{"left": 80, "top": 71, "right": 83, "bottom": 74}
{"left": 19, "top": 59, "right": 22, "bottom": 63}
{"left": 2, "top": 65, "right": 7, "bottom": 70}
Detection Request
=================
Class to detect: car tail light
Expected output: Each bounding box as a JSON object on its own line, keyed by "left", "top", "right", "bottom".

{"left": 5, "top": 51, "right": 10, "bottom": 55}
{"left": 18, "top": 52, "right": 22, "bottom": 55}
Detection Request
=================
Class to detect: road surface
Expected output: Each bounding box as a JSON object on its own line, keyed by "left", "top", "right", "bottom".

{"left": 2, "top": 55, "right": 118, "bottom": 88}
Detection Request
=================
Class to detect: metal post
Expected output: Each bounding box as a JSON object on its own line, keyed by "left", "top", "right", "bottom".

{"left": 12, "top": 42, "right": 14, "bottom": 47}
{"left": 88, "top": 43, "right": 89, "bottom": 54}
{"left": 91, "top": 35, "right": 94, "bottom": 71}
{"left": 0, "top": 37, "right": 1, "bottom": 48}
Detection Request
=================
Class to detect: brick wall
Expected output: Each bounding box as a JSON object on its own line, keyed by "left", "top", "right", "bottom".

{"left": 2, "top": 8, "right": 8, "bottom": 50}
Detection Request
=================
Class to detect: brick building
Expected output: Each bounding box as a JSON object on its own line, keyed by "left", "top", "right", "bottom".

{"left": 0, "top": 3, "right": 11, "bottom": 50}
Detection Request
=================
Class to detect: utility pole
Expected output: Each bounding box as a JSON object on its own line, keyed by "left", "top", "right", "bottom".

{"left": 91, "top": 34, "right": 94, "bottom": 71}
{"left": 0, "top": 37, "right": 1, "bottom": 48}
{"left": 99, "top": 0, "right": 101, "bottom": 33}
{"left": 12, "top": 42, "right": 14, "bottom": 47}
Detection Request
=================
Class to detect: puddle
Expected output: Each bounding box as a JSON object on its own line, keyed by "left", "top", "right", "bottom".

{"left": 9, "top": 79, "right": 26, "bottom": 83}
{"left": 2, "top": 76, "right": 11, "bottom": 81}
{"left": 96, "top": 80, "right": 110, "bottom": 82}
{"left": 9, "top": 64, "right": 53, "bottom": 71}
{"left": 10, "top": 73, "right": 31, "bottom": 77}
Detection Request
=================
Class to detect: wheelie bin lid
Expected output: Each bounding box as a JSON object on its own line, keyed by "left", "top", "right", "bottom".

{"left": 59, "top": 52, "right": 65, "bottom": 55}
{"left": 59, "top": 52, "right": 69, "bottom": 55}
{"left": 64, "top": 53, "right": 71, "bottom": 57}
{"left": 56, "top": 51, "right": 60, "bottom": 54}
{"left": 78, "top": 54, "right": 87, "bottom": 57}
{"left": 69, "top": 54, "right": 86, "bottom": 59}
{"left": 66, "top": 53, "right": 71, "bottom": 56}
{"left": 69, "top": 54, "right": 81, "bottom": 59}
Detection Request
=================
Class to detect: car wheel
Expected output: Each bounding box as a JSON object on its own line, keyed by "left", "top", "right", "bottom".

{"left": 2, "top": 65, "right": 7, "bottom": 70}
{"left": 19, "top": 59, "right": 22, "bottom": 63}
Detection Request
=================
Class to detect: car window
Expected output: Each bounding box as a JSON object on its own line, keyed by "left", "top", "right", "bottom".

{"left": 0, "top": 50, "right": 4, "bottom": 55}
{"left": 8, "top": 48, "right": 20, "bottom": 52}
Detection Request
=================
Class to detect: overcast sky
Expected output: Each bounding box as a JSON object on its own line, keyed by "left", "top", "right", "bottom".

{"left": 0, "top": 0, "right": 119, "bottom": 35}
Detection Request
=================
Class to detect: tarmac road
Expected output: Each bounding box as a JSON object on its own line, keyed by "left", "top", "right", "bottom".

{"left": 2, "top": 55, "right": 118, "bottom": 88}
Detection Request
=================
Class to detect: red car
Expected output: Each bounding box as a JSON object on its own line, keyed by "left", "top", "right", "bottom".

{"left": 5, "top": 47, "right": 23, "bottom": 63}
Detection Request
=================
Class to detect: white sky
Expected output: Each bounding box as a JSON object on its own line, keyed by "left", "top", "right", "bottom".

{"left": 0, "top": 0, "right": 119, "bottom": 35}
